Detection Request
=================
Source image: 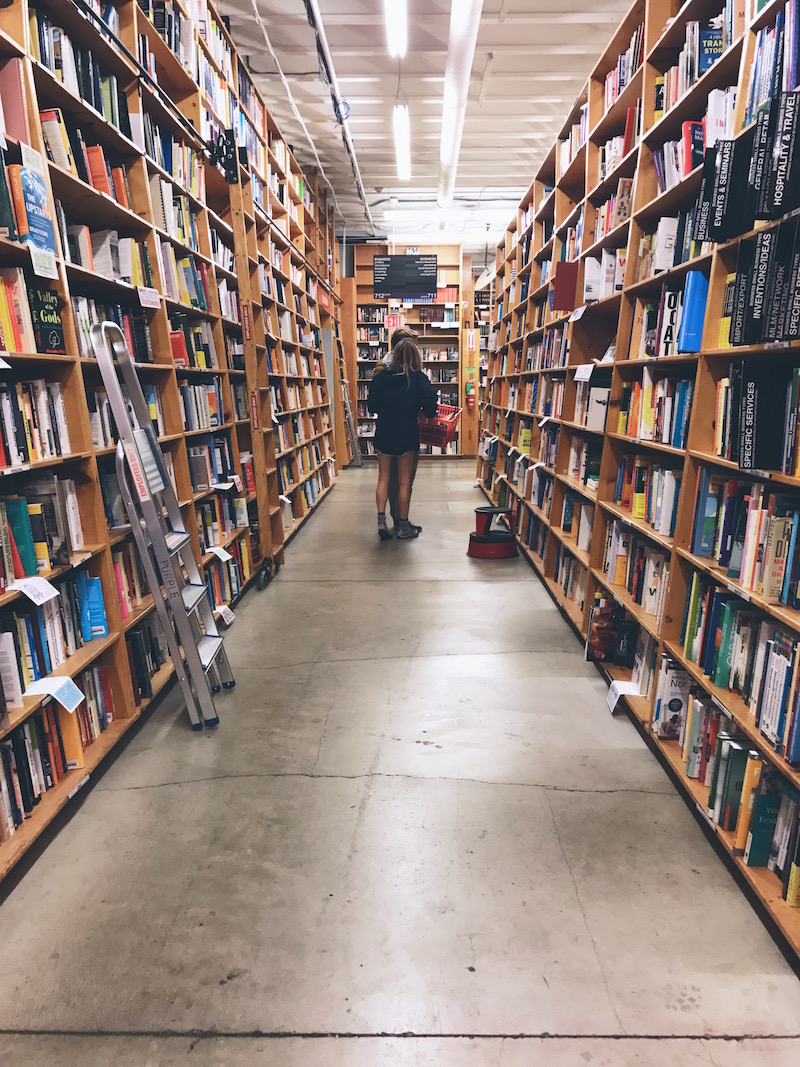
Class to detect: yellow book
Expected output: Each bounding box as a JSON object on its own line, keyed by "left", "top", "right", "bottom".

{"left": 681, "top": 698, "right": 696, "bottom": 765}
{"left": 632, "top": 459, "right": 648, "bottom": 520}
{"left": 26, "top": 502, "right": 51, "bottom": 574}
{"left": 0, "top": 282, "right": 16, "bottom": 352}
{"left": 15, "top": 617, "right": 31, "bottom": 689}
{"left": 786, "top": 862, "right": 800, "bottom": 908}
{"left": 718, "top": 273, "right": 736, "bottom": 347}
{"left": 14, "top": 383, "right": 35, "bottom": 460}
{"left": 733, "top": 753, "right": 763, "bottom": 855}
{"left": 715, "top": 378, "right": 729, "bottom": 455}
{"left": 131, "top": 244, "right": 143, "bottom": 287}
{"left": 56, "top": 703, "right": 85, "bottom": 769}
{"left": 28, "top": 13, "right": 40, "bottom": 61}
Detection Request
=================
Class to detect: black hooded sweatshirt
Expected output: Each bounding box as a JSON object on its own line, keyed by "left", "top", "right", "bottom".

{"left": 367, "top": 367, "right": 438, "bottom": 455}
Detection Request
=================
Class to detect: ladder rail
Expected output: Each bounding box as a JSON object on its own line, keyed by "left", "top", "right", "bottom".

{"left": 90, "top": 321, "right": 233, "bottom": 729}
{"left": 115, "top": 446, "right": 203, "bottom": 731}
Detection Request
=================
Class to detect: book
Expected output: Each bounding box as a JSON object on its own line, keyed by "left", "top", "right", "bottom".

{"left": 7, "top": 165, "right": 55, "bottom": 253}
{"left": 27, "top": 286, "right": 65, "bottom": 355}
{"left": 676, "top": 270, "right": 709, "bottom": 353}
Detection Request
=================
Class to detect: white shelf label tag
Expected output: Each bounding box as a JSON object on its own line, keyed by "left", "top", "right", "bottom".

{"left": 21, "top": 143, "right": 45, "bottom": 175}
{"left": 573, "top": 363, "right": 594, "bottom": 381}
{"left": 209, "top": 546, "right": 233, "bottom": 562}
{"left": 217, "top": 605, "right": 235, "bottom": 625}
{"left": 30, "top": 247, "right": 57, "bottom": 280}
{"left": 25, "top": 676, "right": 84, "bottom": 713}
{"left": 10, "top": 576, "right": 60, "bottom": 604}
{"left": 138, "top": 286, "right": 162, "bottom": 309}
{"left": 607, "top": 680, "right": 638, "bottom": 713}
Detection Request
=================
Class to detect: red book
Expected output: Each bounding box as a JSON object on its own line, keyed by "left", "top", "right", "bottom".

{"left": 99, "top": 666, "right": 115, "bottom": 723}
{"left": 84, "top": 146, "right": 112, "bottom": 195}
{"left": 121, "top": 312, "right": 136, "bottom": 362}
{"left": 622, "top": 106, "right": 636, "bottom": 156}
{"left": 169, "top": 330, "right": 190, "bottom": 367}
{"left": 110, "top": 167, "right": 129, "bottom": 208}
{"left": 46, "top": 705, "right": 65, "bottom": 780}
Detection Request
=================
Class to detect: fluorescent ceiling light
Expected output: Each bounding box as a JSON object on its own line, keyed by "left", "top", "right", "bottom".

{"left": 393, "top": 102, "right": 411, "bottom": 180}
{"left": 384, "top": 0, "right": 407, "bottom": 58}
{"left": 438, "top": 0, "right": 484, "bottom": 208}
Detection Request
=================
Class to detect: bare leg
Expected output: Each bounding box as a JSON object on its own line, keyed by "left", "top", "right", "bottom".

{"left": 387, "top": 456, "right": 399, "bottom": 522}
{"left": 396, "top": 451, "right": 417, "bottom": 520}
{"left": 376, "top": 452, "right": 392, "bottom": 513}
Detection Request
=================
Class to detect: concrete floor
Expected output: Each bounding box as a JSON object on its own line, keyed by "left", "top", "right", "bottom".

{"left": 1, "top": 460, "right": 800, "bottom": 1065}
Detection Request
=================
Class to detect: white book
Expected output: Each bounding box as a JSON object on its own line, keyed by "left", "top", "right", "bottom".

{"left": 0, "top": 631, "right": 24, "bottom": 708}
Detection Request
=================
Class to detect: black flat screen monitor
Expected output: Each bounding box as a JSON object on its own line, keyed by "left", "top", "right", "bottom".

{"left": 373, "top": 254, "right": 437, "bottom": 300}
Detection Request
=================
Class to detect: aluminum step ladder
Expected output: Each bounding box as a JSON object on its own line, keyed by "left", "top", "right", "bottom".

{"left": 90, "top": 322, "right": 234, "bottom": 730}
{"left": 341, "top": 373, "right": 362, "bottom": 467}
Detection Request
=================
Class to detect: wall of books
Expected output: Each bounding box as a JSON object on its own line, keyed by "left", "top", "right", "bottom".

{"left": 477, "top": 0, "right": 800, "bottom": 959}
{"left": 342, "top": 242, "right": 478, "bottom": 457}
{"left": 0, "top": 0, "right": 341, "bottom": 877}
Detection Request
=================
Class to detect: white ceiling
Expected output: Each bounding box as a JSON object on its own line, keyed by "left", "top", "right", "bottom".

{"left": 220, "top": 0, "right": 632, "bottom": 259}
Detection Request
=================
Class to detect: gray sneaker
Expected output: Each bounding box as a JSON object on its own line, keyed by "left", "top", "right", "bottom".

{"left": 378, "top": 516, "right": 392, "bottom": 541}
{"left": 396, "top": 523, "right": 420, "bottom": 539}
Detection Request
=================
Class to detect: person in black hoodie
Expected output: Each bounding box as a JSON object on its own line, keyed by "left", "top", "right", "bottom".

{"left": 368, "top": 328, "right": 438, "bottom": 540}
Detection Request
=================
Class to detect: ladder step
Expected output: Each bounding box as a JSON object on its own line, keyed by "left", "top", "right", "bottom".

{"left": 165, "top": 530, "right": 192, "bottom": 555}
{"left": 197, "top": 634, "right": 224, "bottom": 671}
{"left": 181, "top": 583, "right": 208, "bottom": 613}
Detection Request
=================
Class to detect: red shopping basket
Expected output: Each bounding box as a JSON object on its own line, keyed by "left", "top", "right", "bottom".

{"left": 418, "top": 404, "right": 461, "bottom": 448}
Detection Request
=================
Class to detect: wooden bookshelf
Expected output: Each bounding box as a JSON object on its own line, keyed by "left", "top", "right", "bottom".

{"left": 477, "top": 0, "right": 800, "bottom": 961}
{"left": 0, "top": 0, "right": 342, "bottom": 879}
{"left": 342, "top": 242, "right": 476, "bottom": 457}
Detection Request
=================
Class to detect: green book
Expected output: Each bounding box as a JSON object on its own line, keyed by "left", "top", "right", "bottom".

{"left": 717, "top": 740, "right": 749, "bottom": 832}
{"left": 713, "top": 601, "right": 742, "bottom": 688}
{"left": 3, "top": 497, "right": 38, "bottom": 576}
{"left": 707, "top": 731, "right": 731, "bottom": 818}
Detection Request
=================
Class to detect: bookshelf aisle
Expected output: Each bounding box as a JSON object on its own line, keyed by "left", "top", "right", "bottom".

{"left": 478, "top": 0, "right": 800, "bottom": 961}
{"left": 342, "top": 242, "right": 478, "bottom": 457}
{"left": 0, "top": 0, "right": 342, "bottom": 879}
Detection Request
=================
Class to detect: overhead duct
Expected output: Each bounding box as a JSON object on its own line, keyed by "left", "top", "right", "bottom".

{"left": 438, "top": 0, "right": 484, "bottom": 209}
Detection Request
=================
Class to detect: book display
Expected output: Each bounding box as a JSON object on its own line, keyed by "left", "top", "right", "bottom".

{"left": 0, "top": 0, "right": 341, "bottom": 876}
{"left": 477, "top": 0, "right": 800, "bottom": 957}
{"left": 342, "top": 242, "right": 478, "bottom": 457}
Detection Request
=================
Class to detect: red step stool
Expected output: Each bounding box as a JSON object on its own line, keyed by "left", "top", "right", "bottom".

{"left": 467, "top": 506, "right": 518, "bottom": 560}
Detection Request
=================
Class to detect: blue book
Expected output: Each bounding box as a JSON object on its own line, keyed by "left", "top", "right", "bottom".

{"left": 690, "top": 467, "right": 716, "bottom": 556}
{"left": 23, "top": 615, "right": 41, "bottom": 680}
{"left": 782, "top": 510, "right": 800, "bottom": 604}
{"left": 9, "top": 166, "right": 57, "bottom": 257}
{"left": 698, "top": 24, "right": 724, "bottom": 76}
{"left": 34, "top": 606, "right": 51, "bottom": 676}
{"left": 85, "top": 577, "right": 109, "bottom": 638}
{"left": 74, "top": 570, "right": 94, "bottom": 643}
{"left": 677, "top": 271, "right": 709, "bottom": 352}
{"left": 701, "top": 592, "right": 730, "bottom": 676}
{"left": 671, "top": 381, "right": 688, "bottom": 448}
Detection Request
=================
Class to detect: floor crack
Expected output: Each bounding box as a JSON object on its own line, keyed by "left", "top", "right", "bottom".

{"left": 547, "top": 795, "right": 627, "bottom": 1035}
{"left": 94, "top": 770, "right": 677, "bottom": 797}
